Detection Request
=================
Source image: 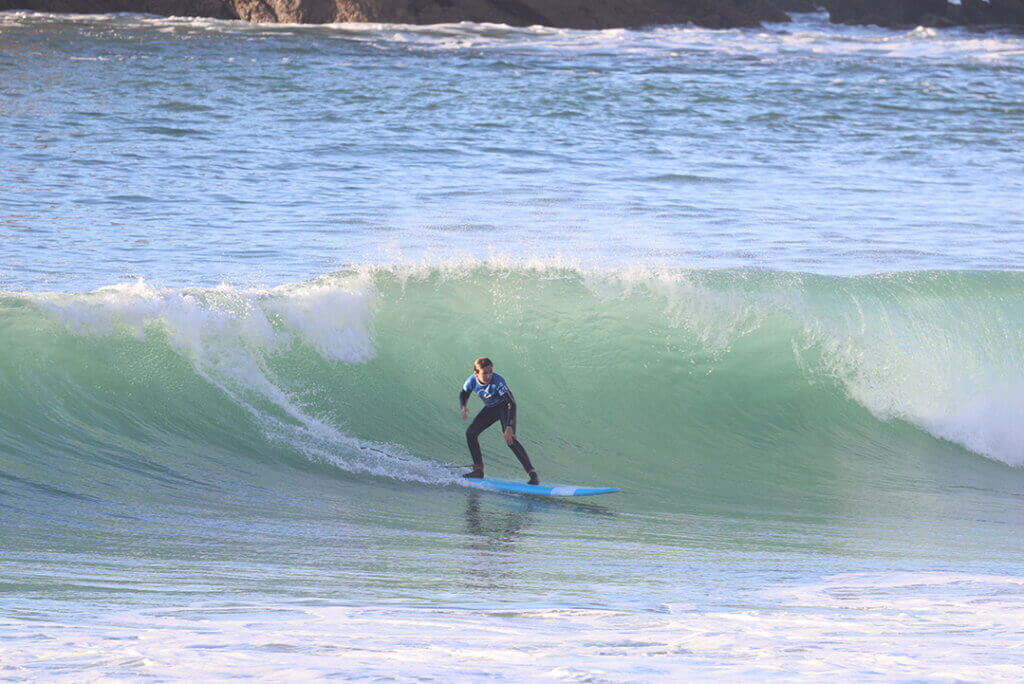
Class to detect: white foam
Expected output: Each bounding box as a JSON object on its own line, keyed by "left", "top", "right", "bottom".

{"left": 3, "top": 571, "right": 1022, "bottom": 681}
{"left": 264, "top": 274, "right": 376, "bottom": 363}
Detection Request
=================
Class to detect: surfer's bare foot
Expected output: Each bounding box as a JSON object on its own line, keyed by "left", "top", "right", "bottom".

{"left": 463, "top": 469, "right": 484, "bottom": 479}
{"left": 527, "top": 470, "right": 539, "bottom": 485}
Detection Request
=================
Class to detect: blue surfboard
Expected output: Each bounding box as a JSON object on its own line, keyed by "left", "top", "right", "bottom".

{"left": 462, "top": 477, "right": 619, "bottom": 497}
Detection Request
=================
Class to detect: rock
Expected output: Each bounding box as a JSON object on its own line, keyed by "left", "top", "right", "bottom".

{"left": 823, "top": 0, "right": 945, "bottom": 26}
{"left": 0, "top": 0, "right": 794, "bottom": 28}
{"left": 983, "top": 0, "right": 1024, "bottom": 24}
{"left": 0, "top": 0, "right": 236, "bottom": 17}
{"left": 772, "top": 0, "right": 820, "bottom": 13}
{"left": 223, "top": 0, "right": 793, "bottom": 28}
{"left": 823, "top": 0, "right": 1024, "bottom": 27}
{"left": 4, "top": 0, "right": 1019, "bottom": 30}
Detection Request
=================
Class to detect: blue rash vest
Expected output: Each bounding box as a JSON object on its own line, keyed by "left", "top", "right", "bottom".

{"left": 462, "top": 373, "right": 512, "bottom": 408}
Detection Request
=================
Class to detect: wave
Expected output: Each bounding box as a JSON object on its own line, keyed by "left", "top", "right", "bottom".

{"left": 2, "top": 262, "right": 1022, "bottom": 513}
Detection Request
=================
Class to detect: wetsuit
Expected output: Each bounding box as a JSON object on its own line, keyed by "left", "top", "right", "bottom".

{"left": 460, "top": 373, "right": 534, "bottom": 473}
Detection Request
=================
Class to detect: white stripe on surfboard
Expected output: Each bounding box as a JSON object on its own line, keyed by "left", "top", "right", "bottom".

{"left": 548, "top": 486, "right": 577, "bottom": 496}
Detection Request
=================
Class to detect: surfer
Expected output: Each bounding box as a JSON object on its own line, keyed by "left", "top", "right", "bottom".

{"left": 460, "top": 357, "right": 539, "bottom": 485}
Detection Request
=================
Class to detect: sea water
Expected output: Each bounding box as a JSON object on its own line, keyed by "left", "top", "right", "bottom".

{"left": 2, "top": 11, "right": 1024, "bottom": 680}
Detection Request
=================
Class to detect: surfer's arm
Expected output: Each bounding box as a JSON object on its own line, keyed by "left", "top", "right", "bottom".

{"left": 503, "top": 391, "right": 517, "bottom": 435}
{"left": 460, "top": 377, "right": 474, "bottom": 419}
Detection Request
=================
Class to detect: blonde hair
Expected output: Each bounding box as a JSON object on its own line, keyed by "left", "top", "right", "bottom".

{"left": 473, "top": 357, "right": 493, "bottom": 371}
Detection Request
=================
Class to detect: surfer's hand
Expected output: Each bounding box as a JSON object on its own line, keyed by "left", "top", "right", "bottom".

{"left": 461, "top": 406, "right": 468, "bottom": 420}
{"left": 504, "top": 426, "right": 515, "bottom": 445}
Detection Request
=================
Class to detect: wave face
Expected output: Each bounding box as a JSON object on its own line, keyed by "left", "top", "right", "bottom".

{"left": 3, "top": 263, "right": 1023, "bottom": 522}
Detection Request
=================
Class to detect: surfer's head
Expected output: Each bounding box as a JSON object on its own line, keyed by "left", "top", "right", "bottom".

{"left": 473, "top": 357, "right": 493, "bottom": 385}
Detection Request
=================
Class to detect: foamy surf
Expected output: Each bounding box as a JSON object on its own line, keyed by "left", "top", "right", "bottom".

{"left": 3, "top": 571, "right": 1021, "bottom": 681}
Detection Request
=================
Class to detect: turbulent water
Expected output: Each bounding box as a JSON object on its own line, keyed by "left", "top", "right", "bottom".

{"left": 2, "top": 10, "right": 1024, "bottom": 682}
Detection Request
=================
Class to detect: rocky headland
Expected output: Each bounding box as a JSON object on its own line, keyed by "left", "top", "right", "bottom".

{"left": 0, "top": 0, "right": 787, "bottom": 27}
{"left": 823, "top": 0, "right": 1024, "bottom": 27}
{"left": 1, "top": 0, "right": 1021, "bottom": 29}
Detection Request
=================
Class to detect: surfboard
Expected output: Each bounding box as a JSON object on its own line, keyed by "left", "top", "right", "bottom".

{"left": 462, "top": 477, "right": 619, "bottom": 497}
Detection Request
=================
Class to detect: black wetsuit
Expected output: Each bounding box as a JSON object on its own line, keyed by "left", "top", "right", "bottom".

{"left": 460, "top": 380, "right": 534, "bottom": 473}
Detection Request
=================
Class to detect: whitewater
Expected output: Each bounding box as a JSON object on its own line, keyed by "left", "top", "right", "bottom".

{"left": 2, "top": 10, "right": 1024, "bottom": 682}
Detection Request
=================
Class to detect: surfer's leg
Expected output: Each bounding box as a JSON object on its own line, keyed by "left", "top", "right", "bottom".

{"left": 511, "top": 441, "right": 539, "bottom": 484}
{"left": 466, "top": 406, "right": 500, "bottom": 471}
{"left": 509, "top": 440, "right": 535, "bottom": 475}
{"left": 499, "top": 414, "right": 535, "bottom": 476}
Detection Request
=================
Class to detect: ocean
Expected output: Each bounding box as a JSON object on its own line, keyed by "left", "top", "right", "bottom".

{"left": 2, "top": 10, "right": 1024, "bottom": 680}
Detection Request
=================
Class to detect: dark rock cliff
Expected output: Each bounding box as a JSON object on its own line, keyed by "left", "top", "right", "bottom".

{"left": 824, "top": 0, "right": 1024, "bottom": 26}
{"left": 0, "top": 0, "right": 790, "bottom": 27}
{"left": 1, "top": 0, "right": 1020, "bottom": 29}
